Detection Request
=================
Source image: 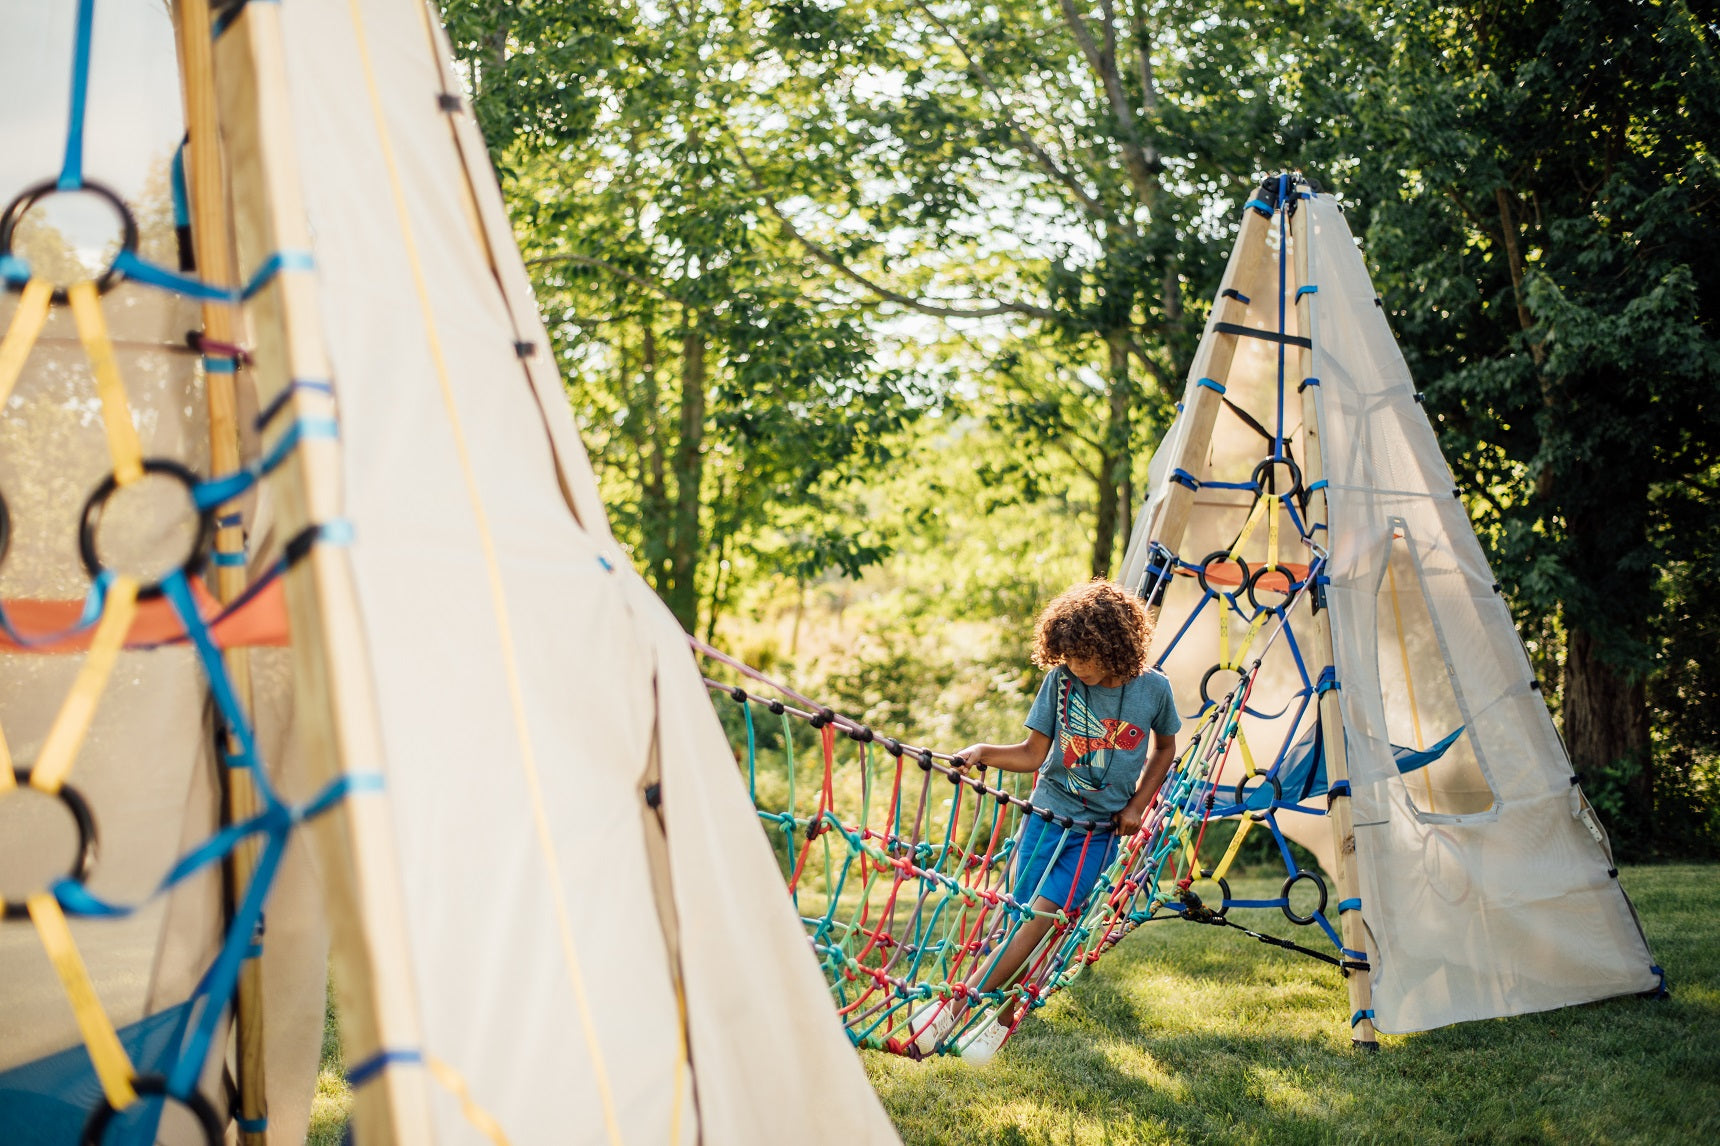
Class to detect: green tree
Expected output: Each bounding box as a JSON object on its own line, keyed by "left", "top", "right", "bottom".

{"left": 440, "top": 0, "right": 927, "bottom": 632}
{"left": 1329, "top": 0, "right": 1720, "bottom": 850}
{"left": 734, "top": 0, "right": 1335, "bottom": 577}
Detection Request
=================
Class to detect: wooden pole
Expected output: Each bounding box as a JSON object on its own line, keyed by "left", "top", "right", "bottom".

{"left": 169, "top": 3, "right": 268, "bottom": 1139}
{"left": 1142, "top": 206, "right": 1276, "bottom": 621}
{"left": 1291, "top": 182, "right": 1379, "bottom": 1050}
{"left": 210, "top": 5, "right": 434, "bottom": 1140}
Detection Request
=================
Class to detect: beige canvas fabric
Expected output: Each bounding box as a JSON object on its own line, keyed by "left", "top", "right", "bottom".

{"left": 273, "top": 0, "right": 898, "bottom": 1141}
{"left": 1122, "top": 191, "right": 1658, "bottom": 1034}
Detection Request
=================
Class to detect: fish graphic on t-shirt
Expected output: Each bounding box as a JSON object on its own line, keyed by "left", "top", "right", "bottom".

{"left": 1059, "top": 683, "right": 1146, "bottom": 768}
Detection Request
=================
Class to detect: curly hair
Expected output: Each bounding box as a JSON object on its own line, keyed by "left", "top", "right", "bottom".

{"left": 1031, "top": 580, "right": 1153, "bottom": 680}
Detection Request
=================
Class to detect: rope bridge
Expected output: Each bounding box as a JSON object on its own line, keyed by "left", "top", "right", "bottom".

{"left": 695, "top": 561, "right": 1370, "bottom": 1060}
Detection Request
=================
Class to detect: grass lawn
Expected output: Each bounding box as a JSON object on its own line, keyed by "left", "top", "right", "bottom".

{"left": 309, "top": 863, "right": 1716, "bottom": 1144}
{"left": 865, "top": 864, "right": 1718, "bottom": 1145}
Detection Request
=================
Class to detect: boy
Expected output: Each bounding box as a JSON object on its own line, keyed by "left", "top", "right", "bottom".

{"left": 911, "top": 580, "right": 1180, "bottom": 1062}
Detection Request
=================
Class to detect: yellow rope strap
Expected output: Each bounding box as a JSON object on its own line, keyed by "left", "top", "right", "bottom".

{"left": 67, "top": 282, "right": 143, "bottom": 486}
{"left": 29, "top": 577, "right": 140, "bottom": 794}
{"left": 0, "top": 279, "right": 53, "bottom": 408}
{"left": 1209, "top": 815, "right": 1255, "bottom": 882}
{"left": 426, "top": 1057, "right": 512, "bottom": 1146}
{"left": 29, "top": 893, "right": 139, "bottom": 1108}
{"left": 1384, "top": 554, "right": 1435, "bottom": 810}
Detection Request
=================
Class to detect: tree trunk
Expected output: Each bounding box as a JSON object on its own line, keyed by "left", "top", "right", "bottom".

{"left": 638, "top": 317, "right": 671, "bottom": 590}
{"left": 1090, "top": 332, "right": 1133, "bottom": 579}
{"left": 665, "top": 314, "right": 706, "bottom": 630}
{"left": 1564, "top": 626, "right": 1652, "bottom": 821}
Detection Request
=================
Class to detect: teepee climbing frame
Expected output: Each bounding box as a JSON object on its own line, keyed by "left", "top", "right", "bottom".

{"left": 1119, "top": 174, "right": 1662, "bottom": 1038}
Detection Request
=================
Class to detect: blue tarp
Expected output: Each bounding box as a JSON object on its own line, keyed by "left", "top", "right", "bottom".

{"left": 1235, "top": 723, "right": 1466, "bottom": 811}
{"left": 0, "top": 1002, "right": 191, "bottom": 1144}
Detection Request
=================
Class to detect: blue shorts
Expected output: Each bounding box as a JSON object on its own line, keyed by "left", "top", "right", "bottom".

{"left": 1011, "top": 814, "right": 1119, "bottom": 911}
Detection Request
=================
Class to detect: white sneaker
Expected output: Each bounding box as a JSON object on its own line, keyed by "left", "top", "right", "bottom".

{"left": 907, "top": 1001, "right": 959, "bottom": 1055}
{"left": 959, "top": 1016, "right": 1011, "bottom": 1064}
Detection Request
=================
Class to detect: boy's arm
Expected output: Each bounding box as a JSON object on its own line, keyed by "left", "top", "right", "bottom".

{"left": 1114, "top": 730, "right": 1178, "bottom": 835}
{"left": 954, "top": 729, "right": 1052, "bottom": 774}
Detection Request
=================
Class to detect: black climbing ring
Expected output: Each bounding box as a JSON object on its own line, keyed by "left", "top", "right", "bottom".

{"left": 1195, "top": 550, "right": 1251, "bottom": 599}
{"left": 82, "top": 1075, "right": 223, "bottom": 1146}
{"left": 0, "top": 488, "right": 10, "bottom": 574}
{"left": 1234, "top": 771, "right": 1284, "bottom": 823}
{"left": 1199, "top": 663, "right": 1246, "bottom": 707}
{"left": 78, "top": 459, "right": 213, "bottom": 600}
{"left": 1193, "top": 870, "right": 1232, "bottom": 918}
{"left": 1, "top": 179, "right": 140, "bottom": 303}
{"left": 1281, "top": 868, "right": 1328, "bottom": 926}
{"left": 2, "top": 769, "right": 98, "bottom": 921}
{"left": 1243, "top": 565, "right": 1297, "bottom": 615}
{"left": 1250, "top": 454, "right": 1304, "bottom": 501}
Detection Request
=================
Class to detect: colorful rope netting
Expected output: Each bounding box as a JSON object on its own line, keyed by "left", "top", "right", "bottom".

{"left": 697, "top": 571, "right": 1371, "bottom": 1061}
{"left": 0, "top": 3, "right": 363, "bottom": 1140}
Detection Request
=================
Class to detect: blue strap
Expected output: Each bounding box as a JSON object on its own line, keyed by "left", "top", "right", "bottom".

{"left": 1295, "top": 285, "right": 1318, "bottom": 299}
{"left": 236, "top": 1117, "right": 268, "bottom": 1134}
{"left": 1299, "top": 377, "right": 1320, "bottom": 390}
{"left": 347, "top": 1049, "right": 424, "bottom": 1089}
{"left": 102, "top": 248, "right": 313, "bottom": 303}
{"left": 1245, "top": 198, "right": 1273, "bottom": 216}
{"left": 110, "top": 250, "right": 238, "bottom": 303}
{"left": 1308, "top": 479, "right": 1328, "bottom": 493}
{"left": 59, "top": 0, "right": 97, "bottom": 190}
{"left": 171, "top": 145, "right": 191, "bottom": 230}
{"left": 191, "top": 417, "right": 340, "bottom": 510}
{"left": 1317, "top": 667, "right": 1341, "bottom": 695}
{"left": 212, "top": 550, "right": 247, "bottom": 567}
{"left": 164, "top": 571, "right": 265, "bottom": 776}
{"left": 1196, "top": 377, "right": 1225, "bottom": 395}
{"left": 1343, "top": 947, "right": 1368, "bottom": 961}
{"left": 259, "top": 416, "right": 339, "bottom": 474}
{"left": 1351, "top": 1009, "right": 1375, "bottom": 1027}
{"left": 1171, "top": 468, "right": 1201, "bottom": 491}
{"left": 0, "top": 254, "right": 29, "bottom": 284}
{"left": 203, "top": 356, "right": 239, "bottom": 374}
{"left": 1338, "top": 897, "right": 1362, "bottom": 913}
{"left": 242, "top": 250, "right": 315, "bottom": 299}
{"left": 169, "top": 831, "right": 287, "bottom": 1097}
{"left": 1327, "top": 780, "right": 1351, "bottom": 799}
{"left": 217, "top": 513, "right": 245, "bottom": 529}
{"left": 256, "top": 379, "right": 336, "bottom": 431}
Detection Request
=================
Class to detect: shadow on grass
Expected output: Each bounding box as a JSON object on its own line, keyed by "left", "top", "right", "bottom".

{"left": 867, "top": 865, "right": 1720, "bottom": 1146}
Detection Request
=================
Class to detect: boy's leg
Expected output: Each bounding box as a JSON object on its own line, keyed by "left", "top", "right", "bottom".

{"left": 969, "top": 896, "right": 1062, "bottom": 1027}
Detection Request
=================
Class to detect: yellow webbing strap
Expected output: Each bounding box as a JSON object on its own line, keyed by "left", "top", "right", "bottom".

{"left": 0, "top": 279, "right": 53, "bottom": 409}
{"left": 67, "top": 281, "right": 143, "bottom": 486}
{"left": 1384, "top": 557, "right": 1435, "bottom": 809}
{"left": 29, "top": 576, "right": 140, "bottom": 795}
{"left": 1218, "top": 597, "right": 1230, "bottom": 666}
{"left": 1210, "top": 816, "right": 1254, "bottom": 881}
{"left": 1227, "top": 495, "right": 1269, "bottom": 563}
{"left": 1266, "top": 492, "right": 1281, "bottom": 569}
{"left": 1235, "top": 725, "right": 1259, "bottom": 779}
{"left": 425, "top": 1057, "right": 511, "bottom": 1146}
{"left": 28, "top": 892, "right": 138, "bottom": 1109}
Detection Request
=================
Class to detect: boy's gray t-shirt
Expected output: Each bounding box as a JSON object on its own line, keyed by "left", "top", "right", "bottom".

{"left": 1025, "top": 666, "right": 1182, "bottom": 821}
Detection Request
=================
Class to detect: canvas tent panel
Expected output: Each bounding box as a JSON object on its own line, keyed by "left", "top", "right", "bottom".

{"left": 1303, "top": 195, "right": 1658, "bottom": 1031}
{"left": 276, "top": 1, "right": 897, "bottom": 1141}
